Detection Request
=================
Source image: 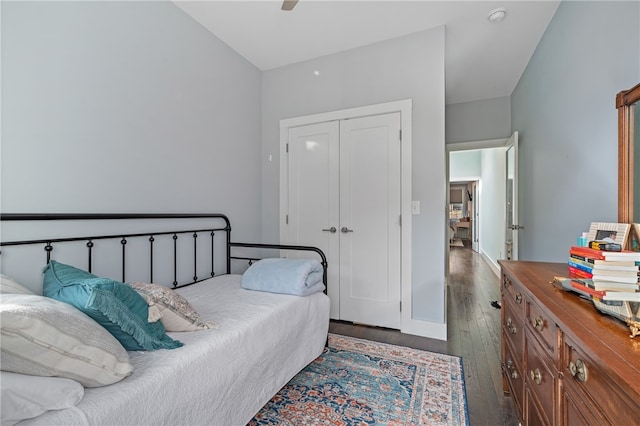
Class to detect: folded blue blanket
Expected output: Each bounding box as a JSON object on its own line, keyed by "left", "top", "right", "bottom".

{"left": 241, "top": 258, "right": 325, "bottom": 296}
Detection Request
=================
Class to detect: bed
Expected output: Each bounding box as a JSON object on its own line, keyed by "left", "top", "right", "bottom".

{"left": 0, "top": 214, "right": 330, "bottom": 426}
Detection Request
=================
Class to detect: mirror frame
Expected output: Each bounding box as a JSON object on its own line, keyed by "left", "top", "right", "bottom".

{"left": 617, "top": 82, "right": 640, "bottom": 223}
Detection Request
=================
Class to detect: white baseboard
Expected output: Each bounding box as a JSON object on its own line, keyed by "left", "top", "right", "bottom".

{"left": 480, "top": 249, "right": 501, "bottom": 277}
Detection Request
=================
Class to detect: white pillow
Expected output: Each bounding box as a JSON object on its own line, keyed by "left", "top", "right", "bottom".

{"left": 0, "top": 294, "right": 134, "bottom": 387}
{"left": 0, "top": 371, "right": 84, "bottom": 426}
{"left": 0, "top": 274, "right": 35, "bottom": 295}
{"left": 128, "top": 282, "right": 218, "bottom": 332}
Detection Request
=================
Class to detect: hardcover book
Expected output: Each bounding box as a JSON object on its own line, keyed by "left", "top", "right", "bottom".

{"left": 587, "top": 258, "right": 635, "bottom": 267}
{"left": 601, "top": 292, "right": 640, "bottom": 302}
{"left": 590, "top": 274, "right": 638, "bottom": 284}
{"left": 568, "top": 265, "right": 592, "bottom": 279}
{"left": 570, "top": 280, "right": 606, "bottom": 298}
{"left": 591, "top": 269, "right": 638, "bottom": 278}
{"left": 568, "top": 256, "right": 638, "bottom": 271}
{"left": 570, "top": 246, "right": 640, "bottom": 261}
{"left": 571, "top": 278, "right": 639, "bottom": 291}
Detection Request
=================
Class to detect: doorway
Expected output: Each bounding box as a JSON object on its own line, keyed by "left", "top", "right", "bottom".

{"left": 449, "top": 181, "right": 476, "bottom": 250}
{"left": 447, "top": 135, "right": 516, "bottom": 274}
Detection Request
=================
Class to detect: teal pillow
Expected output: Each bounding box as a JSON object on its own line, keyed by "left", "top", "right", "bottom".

{"left": 43, "top": 261, "right": 182, "bottom": 351}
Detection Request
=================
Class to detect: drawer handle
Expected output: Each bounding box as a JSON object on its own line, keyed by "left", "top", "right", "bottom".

{"left": 529, "top": 368, "right": 543, "bottom": 385}
{"left": 503, "top": 279, "right": 511, "bottom": 289}
{"left": 506, "top": 360, "right": 519, "bottom": 379}
{"left": 514, "top": 293, "right": 522, "bottom": 304}
{"left": 568, "top": 359, "right": 589, "bottom": 383}
{"left": 506, "top": 317, "right": 517, "bottom": 334}
{"left": 533, "top": 317, "right": 545, "bottom": 332}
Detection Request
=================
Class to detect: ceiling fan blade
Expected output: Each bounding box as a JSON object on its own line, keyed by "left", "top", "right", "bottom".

{"left": 281, "top": 0, "right": 299, "bottom": 11}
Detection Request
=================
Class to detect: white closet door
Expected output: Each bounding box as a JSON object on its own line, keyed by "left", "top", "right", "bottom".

{"left": 287, "top": 121, "right": 340, "bottom": 318}
{"left": 339, "top": 112, "right": 401, "bottom": 329}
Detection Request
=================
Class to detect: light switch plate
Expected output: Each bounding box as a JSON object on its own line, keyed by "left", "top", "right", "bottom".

{"left": 411, "top": 201, "right": 420, "bottom": 214}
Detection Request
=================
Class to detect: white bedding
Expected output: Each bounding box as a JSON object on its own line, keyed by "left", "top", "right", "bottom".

{"left": 20, "top": 274, "right": 330, "bottom": 426}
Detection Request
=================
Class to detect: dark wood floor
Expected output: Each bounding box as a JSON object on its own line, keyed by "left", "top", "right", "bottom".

{"left": 328, "top": 243, "right": 519, "bottom": 426}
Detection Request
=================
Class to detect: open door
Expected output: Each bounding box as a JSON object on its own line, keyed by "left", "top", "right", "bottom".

{"left": 505, "top": 132, "right": 521, "bottom": 260}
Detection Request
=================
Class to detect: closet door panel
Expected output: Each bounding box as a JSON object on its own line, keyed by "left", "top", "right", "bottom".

{"left": 339, "top": 112, "right": 401, "bottom": 329}
{"left": 287, "top": 121, "right": 340, "bottom": 318}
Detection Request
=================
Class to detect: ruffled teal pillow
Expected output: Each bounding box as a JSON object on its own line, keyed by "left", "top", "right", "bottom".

{"left": 43, "top": 261, "right": 182, "bottom": 351}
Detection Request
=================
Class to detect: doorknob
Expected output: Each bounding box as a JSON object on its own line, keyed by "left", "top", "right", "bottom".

{"left": 341, "top": 227, "right": 354, "bottom": 233}
{"left": 509, "top": 225, "right": 524, "bottom": 230}
{"left": 322, "top": 227, "right": 337, "bottom": 233}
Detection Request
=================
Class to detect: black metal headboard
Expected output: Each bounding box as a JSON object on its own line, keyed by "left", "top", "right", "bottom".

{"left": 0, "top": 213, "right": 327, "bottom": 289}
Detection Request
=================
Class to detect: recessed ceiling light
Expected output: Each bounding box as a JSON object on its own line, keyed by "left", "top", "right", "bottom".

{"left": 488, "top": 8, "right": 507, "bottom": 23}
{"left": 313, "top": 70, "right": 320, "bottom": 76}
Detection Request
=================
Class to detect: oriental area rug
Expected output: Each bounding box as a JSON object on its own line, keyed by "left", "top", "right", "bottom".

{"left": 249, "top": 333, "right": 469, "bottom": 425}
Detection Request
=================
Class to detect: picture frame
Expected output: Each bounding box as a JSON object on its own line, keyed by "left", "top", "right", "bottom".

{"left": 586, "top": 222, "right": 631, "bottom": 247}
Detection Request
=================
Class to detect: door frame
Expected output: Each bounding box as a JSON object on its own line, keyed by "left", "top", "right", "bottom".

{"left": 505, "top": 132, "right": 519, "bottom": 260}
{"left": 279, "top": 99, "right": 413, "bottom": 333}
{"left": 471, "top": 181, "right": 479, "bottom": 252}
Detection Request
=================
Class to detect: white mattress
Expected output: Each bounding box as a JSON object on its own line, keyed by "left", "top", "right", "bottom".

{"left": 20, "top": 274, "right": 330, "bottom": 426}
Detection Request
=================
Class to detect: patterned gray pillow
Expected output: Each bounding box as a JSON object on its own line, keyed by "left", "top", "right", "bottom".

{"left": 128, "top": 282, "right": 218, "bottom": 332}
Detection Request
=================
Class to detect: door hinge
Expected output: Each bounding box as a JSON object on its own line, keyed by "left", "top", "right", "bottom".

{"left": 286, "top": 215, "right": 289, "bottom": 225}
{"left": 399, "top": 130, "right": 402, "bottom": 142}
{"left": 400, "top": 301, "right": 402, "bottom": 312}
{"left": 399, "top": 215, "right": 402, "bottom": 227}
{"left": 286, "top": 143, "right": 289, "bottom": 153}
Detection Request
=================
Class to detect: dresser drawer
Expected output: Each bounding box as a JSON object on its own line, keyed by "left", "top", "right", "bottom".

{"left": 527, "top": 299, "right": 558, "bottom": 357}
{"left": 563, "top": 336, "right": 639, "bottom": 425}
{"left": 502, "top": 273, "right": 525, "bottom": 320}
{"left": 502, "top": 295, "right": 525, "bottom": 366}
{"left": 502, "top": 333, "right": 524, "bottom": 417}
{"left": 561, "top": 378, "right": 610, "bottom": 426}
{"left": 525, "top": 333, "right": 556, "bottom": 425}
{"left": 526, "top": 387, "right": 550, "bottom": 426}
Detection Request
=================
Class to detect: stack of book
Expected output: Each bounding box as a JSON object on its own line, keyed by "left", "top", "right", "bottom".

{"left": 568, "top": 246, "right": 640, "bottom": 305}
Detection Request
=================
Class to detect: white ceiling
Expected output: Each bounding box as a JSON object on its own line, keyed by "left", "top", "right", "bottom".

{"left": 174, "top": 0, "right": 560, "bottom": 105}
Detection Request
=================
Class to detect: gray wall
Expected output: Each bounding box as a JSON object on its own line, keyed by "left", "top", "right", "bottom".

{"left": 446, "top": 96, "right": 511, "bottom": 144}
{"left": 1, "top": 1, "right": 263, "bottom": 244}
{"left": 450, "top": 150, "right": 481, "bottom": 179}
{"left": 512, "top": 1, "right": 640, "bottom": 261}
{"left": 261, "top": 28, "right": 446, "bottom": 323}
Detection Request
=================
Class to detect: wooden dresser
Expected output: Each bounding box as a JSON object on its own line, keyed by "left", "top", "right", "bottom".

{"left": 499, "top": 260, "right": 640, "bottom": 425}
